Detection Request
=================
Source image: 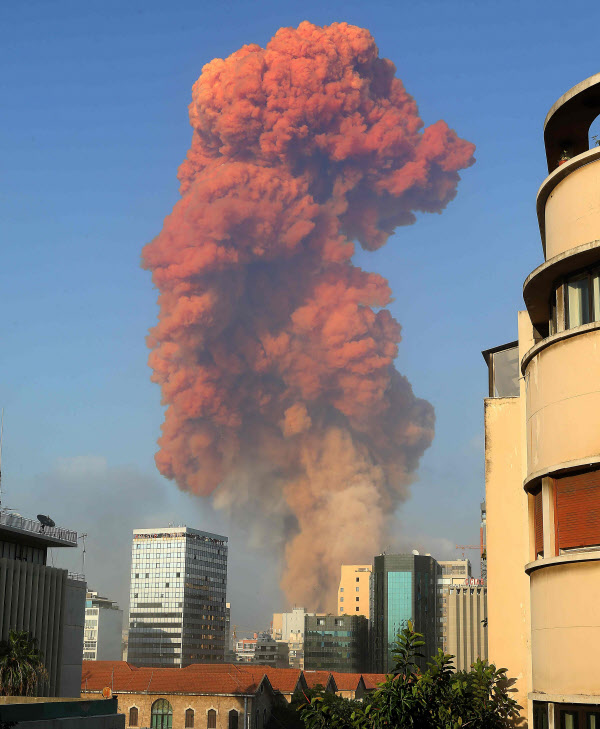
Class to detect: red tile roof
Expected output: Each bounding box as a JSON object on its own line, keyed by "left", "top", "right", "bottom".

{"left": 81, "top": 662, "right": 269, "bottom": 696}
{"left": 303, "top": 671, "right": 334, "bottom": 690}
{"left": 330, "top": 672, "right": 362, "bottom": 691}
{"left": 361, "top": 673, "right": 388, "bottom": 690}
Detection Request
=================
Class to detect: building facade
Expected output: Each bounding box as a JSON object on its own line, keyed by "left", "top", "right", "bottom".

{"left": 436, "top": 559, "right": 471, "bottom": 654}
{"left": 485, "top": 73, "right": 600, "bottom": 727}
{"left": 337, "top": 565, "right": 372, "bottom": 618}
{"left": 272, "top": 607, "right": 313, "bottom": 668}
{"left": 83, "top": 590, "right": 123, "bottom": 661}
{"left": 446, "top": 584, "right": 487, "bottom": 670}
{"left": 304, "top": 614, "right": 368, "bottom": 673}
{"left": 371, "top": 553, "right": 437, "bottom": 672}
{"left": 0, "top": 510, "right": 85, "bottom": 697}
{"left": 127, "top": 526, "right": 228, "bottom": 667}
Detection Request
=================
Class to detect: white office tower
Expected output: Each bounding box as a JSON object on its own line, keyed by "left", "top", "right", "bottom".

{"left": 127, "top": 526, "right": 228, "bottom": 667}
{"left": 83, "top": 590, "right": 123, "bottom": 661}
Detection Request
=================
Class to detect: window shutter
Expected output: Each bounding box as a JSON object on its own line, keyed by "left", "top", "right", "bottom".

{"left": 555, "top": 469, "right": 600, "bottom": 551}
{"left": 534, "top": 490, "right": 543, "bottom": 557}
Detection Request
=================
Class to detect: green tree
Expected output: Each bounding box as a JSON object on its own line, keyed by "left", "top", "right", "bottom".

{"left": 0, "top": 630, "right": 48, "bottom": 697}
{"left": 299, "top": 623, "right": 519, "bottom": 729}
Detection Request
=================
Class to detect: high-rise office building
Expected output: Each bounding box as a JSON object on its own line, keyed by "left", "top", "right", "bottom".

{"left": 0, "top": 510, "right": 85, "bottom": 696}
{"left": 337, "top": 564, "right": 372, "bottom": 618}
{"left": 127, "top": 526, "right": 228, "bottom": 667}
{"left": 485, "top": 73, "right": 600, "bottom": 725}
{"left": 304, "top": 614, "right": 369, "bottom": 672}
{"left": 372, "top": 553, "right": 437, "bottom": 672}
{"left": 436, "top": 559, "right": 471, "bottom": 654}
{"left": 83, "top": 590, "right": 123, "bottom": 661}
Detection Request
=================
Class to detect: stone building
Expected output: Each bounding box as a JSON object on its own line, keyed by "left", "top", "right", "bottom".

{"left": 485, "top": 72, "right": 600, "bottom": 726}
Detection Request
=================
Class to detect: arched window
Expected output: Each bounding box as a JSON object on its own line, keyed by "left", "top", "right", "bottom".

{"left": 229, "top": 710, "right": 239, "bottom": 729}
{"left": 207, "top": 709, "right": 217, "bottom": 729}
{"left": 129, "top": 707, "right": 139, "bottom": 727}
{"left": 151, "top": 699, "right": 173, "bottom": 729}
{"left": 256, "top": 710, "right": 260, "bottom": 729}
{"left": 185, "top": 709, "right": 195, "bottom": 728}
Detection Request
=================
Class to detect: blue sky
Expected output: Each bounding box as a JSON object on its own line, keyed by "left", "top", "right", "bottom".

{"left": 1, "top": 0, "right": 598, "bottom": 626}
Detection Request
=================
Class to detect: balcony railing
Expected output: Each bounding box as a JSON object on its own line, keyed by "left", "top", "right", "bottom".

{"left": 0, "top": 510, "right": 77, "bottom": 545}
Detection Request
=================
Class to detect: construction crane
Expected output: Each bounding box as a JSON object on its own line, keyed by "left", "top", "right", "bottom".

{"left": 455, "top": 544, "right": 480, "bottom": 559}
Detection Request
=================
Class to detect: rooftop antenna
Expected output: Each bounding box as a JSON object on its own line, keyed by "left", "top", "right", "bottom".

{"left": 79, "top": 533, "right": 87, "bottom": 575}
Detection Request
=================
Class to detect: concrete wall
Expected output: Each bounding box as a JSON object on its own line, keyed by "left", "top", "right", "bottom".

{"left": 525, "top": 330, "right": 600, "bottom": 480}
{"left": 530, "top": 559, "right": 600, "bottom": 697}
{"left": 485, "top": 395, "right": 530, "bottom": 721}
{"left": 446, "top": 586, "right": 487, "bottom": 671}
{"left": 59, "top": 577, "right": 86, "bottom": 698}
{"left": 544, "top": 158, "right": 600, "bottom": 260}
{"left": 0, "top": 559, "right": 67, "bottom": 696}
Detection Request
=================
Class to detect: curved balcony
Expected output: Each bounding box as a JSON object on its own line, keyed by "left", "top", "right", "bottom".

{"left": 529, "top": 556, "right": 600, "bottom": 697}
{"left": 523, "top": 325, "right": 600, "bottom": 487}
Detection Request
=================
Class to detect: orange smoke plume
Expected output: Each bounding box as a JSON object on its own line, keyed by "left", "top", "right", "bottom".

{"left": 143, "top": 21, "right": 474, "bottom": 609}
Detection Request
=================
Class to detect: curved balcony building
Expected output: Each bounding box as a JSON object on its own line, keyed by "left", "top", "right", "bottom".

{"left": 485, "top": 75, "right": 600, "bottom": 728}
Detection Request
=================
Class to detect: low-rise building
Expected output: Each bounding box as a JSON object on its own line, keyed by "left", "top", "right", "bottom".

{"left": 84, "top": 590, "right": 123, "bottom": 661}
{"left": 0, "top": 696, "right": 124, "bottom": 728}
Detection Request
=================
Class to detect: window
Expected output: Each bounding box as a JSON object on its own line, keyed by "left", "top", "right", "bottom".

{"left": 340, "top": 597, "right": 344, "bottom": 603}
{"left": 316, "top": 618, "right": 325, "bottom": 626}
{"left": 356, "top": 577, "right": 359, "bottom": 582}
{"left": 355, "top": 587, "right": 359, "bottom": 592}
{"left": 555, "top": 470, "right": 600, "bottom": 553}
{"left": 556, "top": 266, "right": 600, "bottom": 330}
{"left": 229, "top": 710, "right": 239, "bottom": 729}
{"left": 588, "top": 713, "right": 600, "bottom": 729}
{"left": 561, "top": 710, "right": 579, "bottom": 729}
{"left": 207, "top": 709, "right": 217, "bottom": 729}
{"left": 533, "top": 702, "right": 548, "bottom": 729}
{"left": 355, "top": 607, "right": 360, "bottom": 611}
{"left": 129, "top": 707, "right": 139, "bottom": 726}
{"left": 340, "top": 587, "right": 344, "bottom": 592}
{"left": 151, "top": 699, "right": 173, "bottom": 729}
{"left": 566, "top": 275, "right": 590, "bottom": 328}
{"left": 185, "top": 709, "right": 195, "bottom": 728}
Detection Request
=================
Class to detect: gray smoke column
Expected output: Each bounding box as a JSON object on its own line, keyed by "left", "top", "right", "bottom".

{"left": 142, "top": 21, "right": 475, "bottom": 609}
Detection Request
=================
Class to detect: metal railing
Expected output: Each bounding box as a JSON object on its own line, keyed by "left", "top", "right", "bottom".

{"left": 0, "top": 510, "right": 77, "bottom": 545}
{"left": 68, "top": 572, "right": 86, "bottom": 582}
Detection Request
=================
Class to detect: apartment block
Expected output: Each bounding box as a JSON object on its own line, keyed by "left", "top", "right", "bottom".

{"left": 446, "top": 584, "right": 487, "bottom": 670}
{"left": 83, "top": 590, "right": 123, "bottom": 661}
{"left": 485, "top": 74, "right": 600, "bottom": 726}
{"left": 436, "top": 559, "right": 471, "bottom": 654}
{"left": 337, "top": 564, "right": 372, "bottom": 618}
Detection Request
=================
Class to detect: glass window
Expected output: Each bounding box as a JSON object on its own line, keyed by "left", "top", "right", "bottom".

{"left": 593, "top": 270, "right": 600, "bottom": 322}
{"left": 207, "top": 710, "right": 217, "bottom": 729}
{"left": 567, "top": 276, "right": 590, "bottom": 328}
{"left": 229, "top": 710, "right": 239, "bottom": 729}
{"left": 588, "top": 714, "right": 600, "bottom": 729}
{"left": 185, "top": 709, "right": 195, "bottom": 728}
{"left": 561, "top": 711, "right": 579, "bottom": 729}
{"left": 533, "top": 703, "right": 548, "bottom": 729}
{"left": 151, "top": 699, "right": 173, "bottom": 729}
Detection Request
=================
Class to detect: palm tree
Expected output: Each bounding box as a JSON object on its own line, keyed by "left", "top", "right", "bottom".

{"left": 0, "top": 630, "right": 48, "bottom": 696}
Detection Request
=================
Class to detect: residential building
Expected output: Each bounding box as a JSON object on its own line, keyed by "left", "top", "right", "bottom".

{"left": 446, "top": 584, "right": 487, "bottom": 670}
{"left": 371, "top": 553, "right": 437, "bottom": 672}
{"left": 235, "top": 634, "right": 289, "bottom": 668}
{"left": 485, "top": 73, "right": 600, "bottom": 726}
{"left": 83, "top": 590, "right": 123, "bottom": 661}
{"left": 436, "top": 559, "right": 471, "bottom": 654}
{"left": 0, "top": 509, "right": 85, "bottom": 697}
{"left": 235, "top": 637, "right": 257, "bottom": 662}
{"left": 304, "top": 614, "right": 368, "bottom": 673}
{"left": 127, "top": 526, "right": 228, "bottom": 667}
{"left": 337, "top": 564, "right": 372, "bottom": 618}
{"left": 480, "top": 501, "right": 487, "bottom": 582}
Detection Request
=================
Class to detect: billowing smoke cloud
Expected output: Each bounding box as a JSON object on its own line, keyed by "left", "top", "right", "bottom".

{"left": 142, "top": 21, "right": 474, "bottom": 610}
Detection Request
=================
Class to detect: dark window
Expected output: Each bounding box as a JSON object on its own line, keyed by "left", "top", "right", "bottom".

{"left": 587, "top": 713, "right": 600, "bottom": 729}
{"left": 561, "top": 710, "right": 579, "bottom": 729}
{"left": 129, "top": 707, "right": 139, "bottom": 727}
{"left": 151, "top": 699, "right": 173, "bottom": 729}
{"left": 229, "top": 710, "right": 239, "bottom": 729}
{"left": 533, "top": 702, "right": 548, "bottom": 729}
{"left": 555, "top": 470, "right": 600, "bottom": 552}
{"left": 185, "top": 709, "right": 194, "bottom": 728}
{"left": 208, "top": 709, "right": 217, "bottom": 729}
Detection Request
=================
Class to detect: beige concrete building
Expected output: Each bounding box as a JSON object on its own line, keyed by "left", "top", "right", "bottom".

{"left": 446, "top": 585, "right": 487, "bottom": 671}
{"left": 485, "top": 73, "right": 600, "bottom": 728}
{"left": 436, "top": 559, "right": 471, "bottom": 654}
{"left": 337, "top": 564, "right": 371, "bottom": 618}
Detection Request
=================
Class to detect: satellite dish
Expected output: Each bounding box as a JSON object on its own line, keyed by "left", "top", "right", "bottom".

{"left": 37, "top": 514, "right": 55, "bottom": 528}
{"left": 411, "top": 549, "right": 420, "bottom": 556}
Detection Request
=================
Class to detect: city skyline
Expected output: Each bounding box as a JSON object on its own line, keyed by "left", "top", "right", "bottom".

{"left": 3, "top": 0, "right": 594, "bottom": 629}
